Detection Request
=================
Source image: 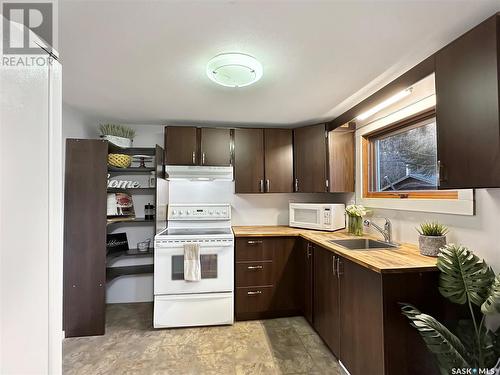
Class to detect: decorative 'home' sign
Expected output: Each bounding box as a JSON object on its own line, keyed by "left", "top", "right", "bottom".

{"left": 107, "top": 173, "right": 140, "bottom": 189}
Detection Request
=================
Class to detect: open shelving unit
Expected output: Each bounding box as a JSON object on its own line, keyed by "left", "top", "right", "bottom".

{"left": 63, "top": 139, "right": 166, "bottom": 337}
{"left": 106, "top": 145, "right": 161, "bottom": 281}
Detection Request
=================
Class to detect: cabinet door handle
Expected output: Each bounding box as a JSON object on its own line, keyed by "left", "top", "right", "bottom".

{"left": 266, "top": 179, "right": 270, "bottom": 192}
{"left": 259, "top": 179, "right": 264, "bottom": 192}
{"left": 247, "top": 290, "right": 262, "bottom": 295}
{"left": 438, "top": 160, "right": 447, "bottom": 184}
{"left": 247, "top": 240, "right": 263, "bottom": 245}
{"left": 336, "top": 258, "right": 343, "bottom": 277}
{"left": 332, "top": 256, "right": 336, "bottom": 276}
{"left": 202, "top": 153, "right": 206, "bottom": 165}
{"left": 192, "top": 151, "right": 196, "bottom": 165}
{"left": 247, "top": 265, "right": 263, "bottom": 270}
{"left": 295, "top": 178, "right": 299, "bottom": 192}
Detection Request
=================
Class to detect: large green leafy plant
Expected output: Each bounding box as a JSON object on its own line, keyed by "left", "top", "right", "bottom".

{"left": 401, "top": 244, "right": 500, "bottom": 373}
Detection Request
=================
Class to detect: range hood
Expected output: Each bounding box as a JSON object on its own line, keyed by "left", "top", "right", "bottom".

{"left": 165, "top": 165, "right": 233, "bottom": 181}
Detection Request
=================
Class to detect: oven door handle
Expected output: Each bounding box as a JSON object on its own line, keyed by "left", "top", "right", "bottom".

{"left": 155, "top": 242, "right": 234, "bottom": 249}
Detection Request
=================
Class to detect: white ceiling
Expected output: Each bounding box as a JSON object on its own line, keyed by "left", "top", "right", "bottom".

{"left": 60, "top": 0, "right": 499, "bottom": 126}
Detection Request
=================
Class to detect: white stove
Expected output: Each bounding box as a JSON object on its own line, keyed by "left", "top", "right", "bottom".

{"left": 153, "top": 203, "right": 234, "bottom": 328}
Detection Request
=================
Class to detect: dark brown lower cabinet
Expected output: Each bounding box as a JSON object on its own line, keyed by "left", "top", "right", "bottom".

{"left": 313, "top": 245, "right": 340, "bottom": 356}
{"left": 338, "top": 256, "right": 442, "bottom": 375}
{"left": 235, "top": 237, "right": 302, "bottom": 320}
{"left": 302, "top": 240, "right": 314, "bottom": 325}
{"left": 235, "top": 237, "right": 443, "bottom": 375}
{"left": 270, "top": 238, "right": 302, "bottom": 313}
{"left": 339, "top": 256, "right": 384, "bottom": 374}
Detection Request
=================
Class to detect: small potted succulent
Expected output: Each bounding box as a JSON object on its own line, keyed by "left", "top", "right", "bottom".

{"left": 99, "top": 124, "right": 136, "bottom": 148}
{"left": 416, "top": 222, "right": 448, "bottom": 257}
{"left": 345, "top": 204, "right": 368, "bottom": 236}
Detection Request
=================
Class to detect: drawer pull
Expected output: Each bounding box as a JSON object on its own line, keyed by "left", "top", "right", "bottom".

{"left": 247, "top": 290, "right": 262, "bottom": 295}
{"left": 247, "top": 265, "right": 263, "bottom": 270}
{"left": 247, "top": 240, "right": 263, "bottom": 245}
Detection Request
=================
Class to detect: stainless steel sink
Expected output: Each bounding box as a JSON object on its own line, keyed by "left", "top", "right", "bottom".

{"left": 328, "top": 238, "right": 399, "bottom": 250}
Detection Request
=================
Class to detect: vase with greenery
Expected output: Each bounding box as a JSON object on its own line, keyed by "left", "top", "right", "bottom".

{"left": 417, "top": 222, "right": 449, "bottom": 257}
{"left": 99, "top": 124, "right": 136, "bottom": 148}
{"left": 345, "top": 204, "right": 367, "bottom": 236}
{"left": 401, "top": 244, "right": 500, "bottom": 374}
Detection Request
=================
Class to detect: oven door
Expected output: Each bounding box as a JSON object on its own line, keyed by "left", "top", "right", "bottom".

{"left": 154, "top": 240, "right": 234, "bottom": 295}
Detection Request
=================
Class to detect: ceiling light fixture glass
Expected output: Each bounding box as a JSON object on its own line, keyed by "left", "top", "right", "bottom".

{"left": 356, "top": 88, "right": 413, "bottom": 121}
{"left": 206, "top": 53, "right": 263, "bottom": 87}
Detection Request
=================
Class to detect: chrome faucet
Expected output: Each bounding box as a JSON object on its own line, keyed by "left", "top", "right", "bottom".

{"left": 363, "top": 218, "right": 392, "bottom": 243}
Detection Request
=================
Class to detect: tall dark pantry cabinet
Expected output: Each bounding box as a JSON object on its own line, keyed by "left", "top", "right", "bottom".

{"left": 63, "top": 139, "right": 165, "bottom": 337}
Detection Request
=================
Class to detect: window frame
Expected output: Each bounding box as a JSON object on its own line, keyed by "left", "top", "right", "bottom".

{"left": 361, "top": 109, "right": 458, "bottom": 200}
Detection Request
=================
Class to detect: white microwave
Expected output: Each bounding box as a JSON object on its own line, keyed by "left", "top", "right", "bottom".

{"left": 289, "top": 203, "right": 345, "bottom": 231}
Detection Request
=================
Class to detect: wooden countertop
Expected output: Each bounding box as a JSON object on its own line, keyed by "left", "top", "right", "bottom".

{"left": 232, "top": 226, "right": 438, "bottom": 274}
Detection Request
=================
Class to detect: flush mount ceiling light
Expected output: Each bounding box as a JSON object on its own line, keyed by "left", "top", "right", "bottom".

{"left": 206, "top": 53, "right": 263, "bottom": 87}
{"left": 356, "top": 88, "right": 413, "bottom": 121}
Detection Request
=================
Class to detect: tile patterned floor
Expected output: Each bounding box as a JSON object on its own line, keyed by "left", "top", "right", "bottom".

{"left": 63, "top": 303, "right": 340, "bottom": 375}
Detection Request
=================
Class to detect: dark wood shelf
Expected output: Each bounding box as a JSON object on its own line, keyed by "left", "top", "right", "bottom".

{"left": 107, "top": 187, "right": 155, "bottom": 194}
{"left": 107, "top": 247, "right": 153, "bottom": 260}
{"left": 108, "top": 167, "right": 155, "bottom": 174}
{"left": 106, "top": 217, "right": 154, "bottom": 227}
{"left": 108, "top": 144, "right": 156, "bottom": 156}
{"left": 106, "top": 264, "right": 154, "bottom": 282}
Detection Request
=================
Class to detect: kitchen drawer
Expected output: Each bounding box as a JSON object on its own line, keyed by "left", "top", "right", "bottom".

{"left": 236, "top": 286, "right": 274, "bottom": 314}
{"left": 235, "top": 238, "right": 274, "bottom": 261}
{"left": 236, "top": 261, "right": 274, "bottom": 287}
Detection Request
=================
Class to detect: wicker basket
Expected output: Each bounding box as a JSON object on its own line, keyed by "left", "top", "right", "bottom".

{"left": 108, "top": 153, "right": 132, "bottom": 168}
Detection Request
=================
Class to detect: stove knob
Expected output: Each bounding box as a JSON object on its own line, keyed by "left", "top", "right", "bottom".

{"left": 179, "top": 210, "right": 184, "bottom": 215}
{"left": 209, "top": 211, "right": 214, "bottom": 215}
{"left": 216, "top": 210, "right": 220, "bottom": 215}
{"left": 186, "top": 210, "right": 191, "bottom": 215}
{"left": 172, "top": 210, "right": 178, "bottom": 215}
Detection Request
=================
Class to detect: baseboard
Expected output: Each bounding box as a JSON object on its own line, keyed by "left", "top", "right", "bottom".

{"left": 235, "top": 309, "right": 302, "bottom": 321}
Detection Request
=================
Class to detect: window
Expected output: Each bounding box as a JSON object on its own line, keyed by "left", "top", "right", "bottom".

{"left": 373, "top": 117, "right": 437, "bottom": 191}
{"left": 362, "top": 110, "right": 457, "bottom": 200}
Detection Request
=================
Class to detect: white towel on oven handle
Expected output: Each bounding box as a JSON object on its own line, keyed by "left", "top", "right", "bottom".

{"left": 184, "top": 243, "right": 201, "bottom": 281}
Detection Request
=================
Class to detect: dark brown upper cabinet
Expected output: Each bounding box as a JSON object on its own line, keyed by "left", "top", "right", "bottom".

{"left": 294, "top": 124, "right": 328, "bottom": 192}
{"left": 200, "top": 128, "right": 232, "bottom": 166}
{"left": 435, "top": 14, "right": 500, "bottom": 189}
{"left": 164, "top": 126, "right": 198, "bottom": 165}
{"left": 328, "top": 129, "right": 355, "bottom": 192}
{"left": 165, "top": 126, "right": 232, "bottom": 166}
{"left": 234, "top": 128, "right": 293, "bottom": 193}
{"left": 294, "top": 124, "right": 354, "bottom": 193}
{"left": 234, "top": 128, "right": 265, "bottom": 193}
{"left": 264, "top": 128, "right": 293, "bottom": 193}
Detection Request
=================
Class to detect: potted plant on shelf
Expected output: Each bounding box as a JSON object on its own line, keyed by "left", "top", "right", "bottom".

{"left": 417, "top": 222, "right": 448, "bottom": 257}
{"left": 345, "top": 204, "right": 368, "bottom": 236}
{"left": 401, "top": 244, "right": 500, "bottom": 374}
{"left": 99, "top": 124, "right": 136, "bottom": 148}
